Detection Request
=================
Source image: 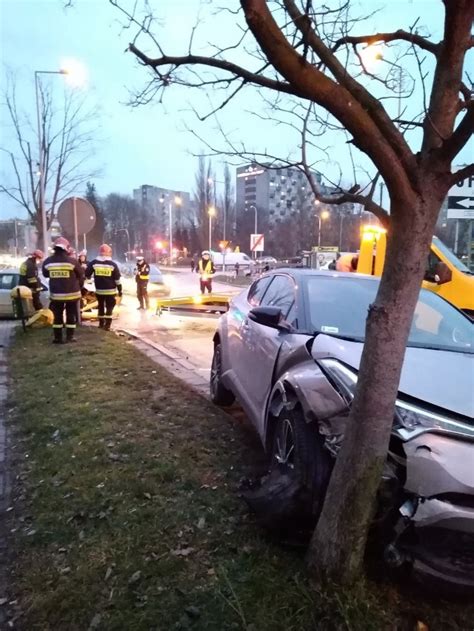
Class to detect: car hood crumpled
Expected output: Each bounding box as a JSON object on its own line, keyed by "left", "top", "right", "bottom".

{"left": 312, "top": 334, "right": 474, "bottom": 419}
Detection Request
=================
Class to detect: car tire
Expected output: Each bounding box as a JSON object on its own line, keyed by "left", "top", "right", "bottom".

{"left": 210, "top": 343, "right": 235, "bottom": 406}
{"left": 245, "top": 405, "right": 331, "bottom": 526}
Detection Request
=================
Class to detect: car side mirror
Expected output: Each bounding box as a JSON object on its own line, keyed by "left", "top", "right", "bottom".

{"left": 248, "top": 306, "right": 288, "bottom": 330}
{"left": 435, "top": 262, "right": 452, "bottom": 285}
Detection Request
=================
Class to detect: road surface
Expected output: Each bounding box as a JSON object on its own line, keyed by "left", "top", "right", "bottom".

{"left": 116, "top": 269, "right": 242, "bottom": 381}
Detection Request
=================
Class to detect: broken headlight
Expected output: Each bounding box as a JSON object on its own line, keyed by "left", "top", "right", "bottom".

{"left": 319, "top": 359, "right": 474, "bottom": 440}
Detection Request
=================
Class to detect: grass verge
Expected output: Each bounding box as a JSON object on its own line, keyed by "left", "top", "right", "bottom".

{"left": 6, "top": 328, "right": 473, "bottom": 630}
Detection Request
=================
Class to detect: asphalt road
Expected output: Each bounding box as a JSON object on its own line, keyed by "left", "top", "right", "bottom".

{"left": 116, "top": 269, "right": 242, "bottom": 381}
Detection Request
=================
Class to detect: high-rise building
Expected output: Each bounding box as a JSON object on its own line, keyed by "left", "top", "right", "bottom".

{"left": 132, "top": 185, "right": 195, "bottom": 236}
{"left": 235, "top": 163, "right": 354, "bottom": 227}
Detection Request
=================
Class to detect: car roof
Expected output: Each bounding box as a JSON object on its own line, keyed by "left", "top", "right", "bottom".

{"left": 0, "top": 268, "right": 19, "bottom": 274}
{"left": 263, "top": 268, "right": 377, "bottom": 282}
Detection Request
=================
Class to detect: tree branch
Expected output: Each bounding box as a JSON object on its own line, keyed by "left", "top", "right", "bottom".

{"left": 450, "top": 163, "right": 474, "bottom": 186}
{"left": 332, "top": 30, "right": 440, "bottom": 56}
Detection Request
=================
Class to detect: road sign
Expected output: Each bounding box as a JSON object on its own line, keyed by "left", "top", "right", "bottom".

{"left": 250, "top": 233, "right": 264, "bottom": 252}
{"left": 57, "top": 197, "right": 96, "bottom": 250}
{"left": 447, "top": 175, "right": 474, "bottom": 219}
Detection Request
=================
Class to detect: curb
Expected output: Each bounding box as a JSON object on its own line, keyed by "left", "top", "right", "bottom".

{"left": 117, "top": 328, "right": 210, "bottom": 398}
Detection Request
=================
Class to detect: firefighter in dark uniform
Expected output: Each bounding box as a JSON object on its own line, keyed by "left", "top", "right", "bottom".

{"left": 85, "top": 244, "right": 122, "bottom": 330}
{"left": 135, "top": 255, "right": 150, "bottom": 310}
{"left": 42, "top": 237, "right": 84, "bottom": 344}
{"left": 19, "top": 249, "right": 44, "bottom": 311}
{"left": 197, "top": 250, "right": 216, "bottom": 294}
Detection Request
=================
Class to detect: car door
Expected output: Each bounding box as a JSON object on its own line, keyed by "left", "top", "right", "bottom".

{"left": 0, "top": 273, "right": 17, "bottom": 317}
{"left": 236, "top": 274, "right": 297, "bottom": 435}
{"left": 224, "top": 276, "right": 274, "bottom": 393}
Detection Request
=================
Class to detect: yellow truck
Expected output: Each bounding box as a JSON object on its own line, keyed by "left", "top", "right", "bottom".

{"left": 357, "top": 225, "right": 474, "bottom": 318}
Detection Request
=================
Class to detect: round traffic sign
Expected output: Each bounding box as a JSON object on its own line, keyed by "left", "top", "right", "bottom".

{"left": 57, "top": 197, "right": 96, "bottom": 235}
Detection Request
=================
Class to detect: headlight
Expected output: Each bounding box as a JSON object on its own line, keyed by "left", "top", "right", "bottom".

{"left": 319, "top": 358, "right": 474, "bottom": 441}
{"left": 395, "top": 400, "right": 474, "bottom": 439}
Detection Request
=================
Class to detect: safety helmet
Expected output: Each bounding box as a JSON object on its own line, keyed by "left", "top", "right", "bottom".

{"left": 99, "top": 244, "right": 112, "bottom": 257}
{"left": 202, "top": 250, "right": 210, "bottom": 257}
{"left": 54, "top": 237, "right": 70, "bottom": 251}
{"left": 78, "top": 249, "right": 87, "bottom": 258}
{"left": 136, "top": 255, "right": 144, "bottom": 261}
{"left": 32, "top": 249, "right": 44, "bottom": 260}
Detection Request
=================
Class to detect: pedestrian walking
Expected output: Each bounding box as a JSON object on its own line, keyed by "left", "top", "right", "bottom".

{"left": 135, "top": 255, "right": 150, "bottom": 310}
{"left": 197, "top": 250, "right": 215, "bottom": 294}
{"left": 190, "top": 258, "right": 195, "bottom": 273}
{"left": 234, "top": 262, "right": 240, "bottom": 277}
{"left": 19, "top": 249, "right": 44, "bottom": 311}
{"left": 42, "top": 237, "right": 84, "bottom": 344}
{"left": 85, "top": 244, "right": 122, "bottom": 330}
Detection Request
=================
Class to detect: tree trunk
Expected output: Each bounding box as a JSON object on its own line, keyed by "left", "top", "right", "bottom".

{"left": 307, "top": 190, "right": 444, "bottom": 584}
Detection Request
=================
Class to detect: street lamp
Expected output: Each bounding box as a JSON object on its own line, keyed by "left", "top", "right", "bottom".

{"left": 35, "top": 61, "right": 86, "bottom": 253}
{"left": 248, "top": 204, "right": 258, "bottom": 259}
{"left": 315, "top": 209, "right": 330, "bottom": 268}
{"left": 208, "top": 206, "right": 216, "bottom": 251}
{"left": 160, "top": 194, "right": 182, "bottom": 265}
{"left": 208, "top": 177, "right": 227, "bottom": 241}
{"left": 360, "top": 45, "right": 404, "bottom": 119}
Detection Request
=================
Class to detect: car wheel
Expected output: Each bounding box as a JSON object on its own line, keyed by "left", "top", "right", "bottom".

{"left": 244, "top": 405, "right": 331, "bottom": 526}
{"left": 210, "top": 343, "right": 235, "bottom": 406}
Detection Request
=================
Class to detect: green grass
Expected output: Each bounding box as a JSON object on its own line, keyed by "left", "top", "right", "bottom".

{"left": 6, "top": 328, "right": 473, "bottom": 630}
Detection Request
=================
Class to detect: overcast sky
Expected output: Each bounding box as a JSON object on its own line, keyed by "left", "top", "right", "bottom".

{"left": 0, "top": 0, "right": 470, "bottom": 220}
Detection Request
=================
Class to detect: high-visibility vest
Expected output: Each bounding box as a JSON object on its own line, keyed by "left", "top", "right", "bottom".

{"left": 198, "top": 259, "right": 213, "bottom": 280}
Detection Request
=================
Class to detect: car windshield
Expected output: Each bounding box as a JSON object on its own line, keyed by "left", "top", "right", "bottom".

{"left": 432, "top": 236, "right": 471, "bottom": 273}
{"left": 305, "top": 276, "right": 473, "bottom": 354}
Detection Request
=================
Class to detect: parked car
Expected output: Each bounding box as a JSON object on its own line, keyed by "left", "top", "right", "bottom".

{"left": 211, "top": 252, "right": 255, "bottom": 271}
{"left": 210, "top": 269, "right": 474, "bottom": 590}
{"left": 0, "top": 269, "right": 48, "bottom": 318}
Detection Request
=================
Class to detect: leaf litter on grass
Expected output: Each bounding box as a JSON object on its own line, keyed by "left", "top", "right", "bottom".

{"left": 6, "top": 328, "right": 474, "bottom": 631}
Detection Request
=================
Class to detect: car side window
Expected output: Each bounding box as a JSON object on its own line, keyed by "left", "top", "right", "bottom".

{"left": 261, "top": 275, "right": 296, "bottom": 318}
{"left": 247, "top": 276, "right": 273, "bottom": 307}
{"left": 0, "top": 274, "right": 16, "bottom": 290}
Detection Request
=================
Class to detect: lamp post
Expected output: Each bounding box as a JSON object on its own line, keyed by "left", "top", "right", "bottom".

{"left": 315, "top": 209, "right": 330, "bottom": 268}
{"left": 208, "top": 206, "right": 216, "bottom": 251}
{"left": 248, "top": 204, "right": 258, "bottom": 259}
{"left": 34, "top": 61, "right": 86, "bottom": 252}
{"left": 35, "top": 69, "right": 68, "bottom": 252}
{"left": 115, "top": 228, "right": 131, "bottom": 260}
{"left": 160, "top": 194, "right": 182, "bottom": 265}
{"left": 208, "top": 177, "right": 226, "bottom": 241}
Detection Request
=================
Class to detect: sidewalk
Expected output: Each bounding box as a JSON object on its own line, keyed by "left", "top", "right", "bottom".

{"left": 0, "top": 321, "right": 17, "bottom": 626}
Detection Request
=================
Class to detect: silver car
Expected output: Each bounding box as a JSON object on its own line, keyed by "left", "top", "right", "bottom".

{"left": 211, "top": 270, "right": 474, "bottom": 590}
{"left": 0, "top": 269, "right": 48, "bottom": 318}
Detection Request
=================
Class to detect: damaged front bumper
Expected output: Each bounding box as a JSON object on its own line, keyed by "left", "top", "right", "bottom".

{"left": 393, "top": 433, "right": 474, "bottom": 591}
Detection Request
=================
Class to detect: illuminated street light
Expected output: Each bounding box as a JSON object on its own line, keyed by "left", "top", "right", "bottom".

{"left": 60, "top": 58, "right": 88, "bottom": 87}
{"left": 35, "top": 67, "right": 75, "bottom": 252}
{"left": 360, "top": 45, "right": 404, "bottom": 118}
{"left": 208, "top": 206, "right": 216, "bottom": 251}
{"left": 160, "top": 194, "right": 182, "bottom": 265}
{"left": 315, "top": 209, "right": 330, "bottom": 268}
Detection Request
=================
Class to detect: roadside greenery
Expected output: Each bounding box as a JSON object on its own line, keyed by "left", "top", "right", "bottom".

{"left": 6, "top": 328, "right": 472, "bottom": 630}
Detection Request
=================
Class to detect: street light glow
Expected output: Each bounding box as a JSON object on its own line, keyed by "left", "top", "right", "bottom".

{"left": 321, "top": 210, "right": 330, "bottom": 220}
{"left": 360, "top": 45, "right": 384, "bottom": 70}
{"left": 174, "top": 195, "right": 182, "bottom": 205}
{"left": 208, "top": 206, "right": 216, "bottom": 217}
{"left": 60, "top": 58, "right": 88, "bottom": 87}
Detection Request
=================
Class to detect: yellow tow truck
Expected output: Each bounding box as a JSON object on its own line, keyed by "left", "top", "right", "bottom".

{"left": 357, "top": 225, "right": 474, "bottom": 318}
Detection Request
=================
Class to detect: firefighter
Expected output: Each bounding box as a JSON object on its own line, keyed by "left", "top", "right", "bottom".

{"left": 135, "top": 255, "right": 150, "bottom": 310}
{"left": 85, "top": 244, "right": 122, "bottom": 330}
{"left": 19, "top": 249, "right": 44, "bottom": 311}
{"left": 336, "top": 253, "right": 359, "bottom": 273}
{"left": 197, "top": 250, "right": 215, "bottom": 294}
{"left": 42, "top": 237, "right": 84, "bottom": 344}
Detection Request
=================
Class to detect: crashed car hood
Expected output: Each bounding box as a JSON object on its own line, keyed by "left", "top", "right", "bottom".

{"left": 312, "top": 335, "right": 474, "bottom": 419}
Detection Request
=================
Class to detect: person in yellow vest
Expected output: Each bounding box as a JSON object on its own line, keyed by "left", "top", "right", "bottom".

{"left": 197, "top": 250, "right": 216, "bottom": 294}
{"left": 135, "top": 255, "right": 150, "bottom": 310}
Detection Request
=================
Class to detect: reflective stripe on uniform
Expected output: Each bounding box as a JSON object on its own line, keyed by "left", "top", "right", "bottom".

{"left": 95, "top": 289, "right": 117, "bottom": 296}
{"left": 50, "top": 292, "right": 81, "bottom": 301}
{"left": 52, "top": 324, "right": 63, "bottom": 329}
{"left": 65, "top": 324, "right": 76, "bottom": 329}
{"left": 139, "top": 275, "right": 149, "bottom": 280}
{"left": 45, "top": 262, "right": 75, "bottom": 269}
{"left": 103, "top": 315, "right": 113, "bottom": 319}
{"left": 27, "top": 277, "right": 37, "bottom": 283}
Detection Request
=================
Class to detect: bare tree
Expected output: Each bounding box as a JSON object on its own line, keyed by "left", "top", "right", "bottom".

{"left": 112, "top": 0, "right": 474, "bottom": 584}
{"left": 0, "top": 73, "right": 100, "bottom": 245}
